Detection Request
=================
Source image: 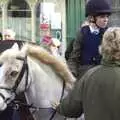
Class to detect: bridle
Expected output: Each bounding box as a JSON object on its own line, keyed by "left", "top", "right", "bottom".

{"left": 13, "top": 56, "right": 29, "bottom": 92}
{"left": 0, "top": 56, "right": 29, "bottom": 103}
{"left": 0, "top": 56, "right": 66, "bottom": 120}
{"left": 11, "top": 80, "right": 66, "bottom": 120}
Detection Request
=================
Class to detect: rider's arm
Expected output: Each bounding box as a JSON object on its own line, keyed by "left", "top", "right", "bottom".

{"left": 56, "top": 78, "right": 84, "bottom": 118}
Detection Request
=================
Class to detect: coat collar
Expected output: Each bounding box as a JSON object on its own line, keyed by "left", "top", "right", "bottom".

{"left": 101, "top": 59, "right": 120, "bottom": 67}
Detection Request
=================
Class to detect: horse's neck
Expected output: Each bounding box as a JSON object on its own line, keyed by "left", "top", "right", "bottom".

{"left": 25, "top": 57, "right": 66, "bottom": 108}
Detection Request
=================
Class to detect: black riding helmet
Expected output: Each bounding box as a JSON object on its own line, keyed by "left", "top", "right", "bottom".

{"left": 85, "top": 0, "right": 112, "bottom": 17}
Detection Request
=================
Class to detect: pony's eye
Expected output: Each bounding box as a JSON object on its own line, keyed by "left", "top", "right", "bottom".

{"left": 10, "top": 71, "right": 18, "bottom": 77}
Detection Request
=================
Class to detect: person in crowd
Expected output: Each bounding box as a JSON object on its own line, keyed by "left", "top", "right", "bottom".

{"left": 3, "top": 29, "right": 16, "bottom": 40}
{"left": 50, "top": 38, "right": 61, "bottom": 56}
{"left": 40, "top": 35, "right": 61, "bottom": 57}
{"left": 67, "top": 0, "right": 112, "bottom": 79}
{"left": 53, "top": 27, "right": 120, "bottom": 120}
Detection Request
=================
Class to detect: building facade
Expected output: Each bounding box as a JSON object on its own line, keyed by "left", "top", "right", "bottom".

{"left": 0, "top": 0, "right": 67, "bottom": 54}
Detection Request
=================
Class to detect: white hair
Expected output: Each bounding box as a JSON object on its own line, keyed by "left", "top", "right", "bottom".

{"left": 3, "top": 29, "right": 16, "bottom": 39}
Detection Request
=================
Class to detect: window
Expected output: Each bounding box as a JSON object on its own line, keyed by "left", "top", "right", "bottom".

{"left": 8, "top": 0, "right": 31, "bottom": 17}
{"left": 7, "top": 0, "right": 32, "bottom": 41}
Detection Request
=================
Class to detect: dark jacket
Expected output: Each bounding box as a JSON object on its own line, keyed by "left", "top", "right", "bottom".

{"left": 57, "top": 60, "right": 120, "bottom": 120}
{"left": 0, "top": 32, "right": 2, "bottom": 40}
{"left": 67, "top": 25, "right": 106, "bottom": 78}
{"left": 65, "top": 39, "right": 74, "bottom": 61}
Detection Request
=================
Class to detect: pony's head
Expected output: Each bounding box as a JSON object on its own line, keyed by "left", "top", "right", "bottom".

{"left": 0, "top": 42, "right": 76, "bottom": 111}
{"left": 0, "top": 43, "right": 28, "bottom": 110}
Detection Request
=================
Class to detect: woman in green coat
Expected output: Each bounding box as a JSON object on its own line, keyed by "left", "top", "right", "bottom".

{"left": 54, "top": 27, "right": 120, "bottom": 120}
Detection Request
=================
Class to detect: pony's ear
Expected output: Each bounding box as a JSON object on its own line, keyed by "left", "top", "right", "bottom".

{"left": 11, "top": 43, "right": 19, "bottom": 51}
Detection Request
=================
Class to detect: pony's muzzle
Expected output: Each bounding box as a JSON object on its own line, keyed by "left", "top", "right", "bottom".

{"left": 0, "top": 96, "right": 7, "bottom": 111}
{"left": 0, "top": 89, "right": 15, "bottom": 111}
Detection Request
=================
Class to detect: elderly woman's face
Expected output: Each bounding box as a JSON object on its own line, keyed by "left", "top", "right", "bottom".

{"left": 4, "top": 34, "right": 14, "bottom": 40}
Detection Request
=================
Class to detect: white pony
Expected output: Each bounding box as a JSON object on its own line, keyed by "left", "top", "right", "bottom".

{"left": 0, "top": 43, "right": 76, "bottom": 120}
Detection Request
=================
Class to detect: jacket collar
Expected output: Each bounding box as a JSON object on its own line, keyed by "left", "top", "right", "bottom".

{"left": 101, "top": 59, "right": 120, "bottom": 67}
{"left": 89, "top": 25, "right": 100, "bottom": 34}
